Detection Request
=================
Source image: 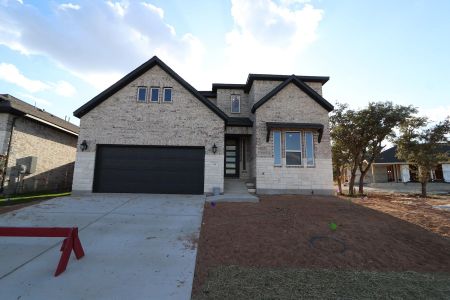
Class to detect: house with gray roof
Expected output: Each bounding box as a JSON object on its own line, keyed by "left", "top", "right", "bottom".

{"left": 0, "top": 94, "right": 79, "bottom": 195}
{"left": 72, "top": 56, "right": 334, "bottom": 195}
{"left": 369, "top": 145, "right": 450, "bottom": 183}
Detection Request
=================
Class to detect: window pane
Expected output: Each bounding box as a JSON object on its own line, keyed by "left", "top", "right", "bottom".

{"left": 164, "top": 88, "right": 172, "bottom": 102}
{"left": 274, "top": 131, "right": 281, "bottom": 165}
{"left": 231, "top": 95, "right": 240, "bottom": 113}
{"left": 286, "top": 152, "right": 301, "bottom": 165}
{"left": 151, "top": 88, "right": 159, "bottom": 102}
{"left": 286, "top": 132, "right": 301, "bottom": 151}
{"left": 305, "top": 132, "right": 314, "bottom": 166}
{"left": 137, "top": 88, "right": 146, "bottom": 102}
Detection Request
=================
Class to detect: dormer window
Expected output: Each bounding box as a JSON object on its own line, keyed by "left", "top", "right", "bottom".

{"left": 231, "top": 95, "right": 240, "bottom": 113}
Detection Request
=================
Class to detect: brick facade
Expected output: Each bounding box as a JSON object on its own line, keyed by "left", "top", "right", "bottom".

{"left": 72, "top": 65, "right": 225, "bottom": 193}
{"left": 72, "top": 57, "right": 333, "bottom": 195}
{"left": 1, "top": 116, "right": 77, "bottom": 194}
{"left": 252, "top": 83, "right": 333, "bottom": 195}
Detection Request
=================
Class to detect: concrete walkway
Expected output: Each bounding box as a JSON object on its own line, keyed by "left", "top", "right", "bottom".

{"left": 0, "top": 194, "right": 205, "bottom": 300}
{"left": 206, "top": 179, "right": 259, "bottom": 203}
{"left": 365, "top": 182, "right": 450, "bottom": 195}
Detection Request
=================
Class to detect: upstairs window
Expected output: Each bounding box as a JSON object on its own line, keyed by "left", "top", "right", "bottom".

{"left": 305, "top": 131, "right": 315, "bottom": 166}
{"left": 273, "top": 131, "right": 282, "bottom": 166}
{"left": 285, "top": 132, "right": 302, "bottom": 166}
{"left": 137, "top": 87, "right": 147, "bottom": 102}
{"left": 231, "top": 95, "right": 240, "bottom": 113}
{"left": 150, "top": 87, "right": 160, "bottom": 102}
{"left": 163, "top": 87, "right": 172, "bottom": 102}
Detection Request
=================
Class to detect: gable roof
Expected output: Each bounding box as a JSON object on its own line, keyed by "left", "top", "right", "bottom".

{"left": 375, "top": 145, "right": 450, "bottom": 164}
{"left": 202, "top": 74, "right": 329, "bottom": 96}
{"left": 0, "top": 94, "right": 79, "bottom": 135}
{"left": 244, "top": 74, "right": 329, "bottom": 93}
{"left": 251, "top": 75, "right": 334, "bottom": 113}
{"left": 73, "top": 56, "right": 228, "bottom": 121}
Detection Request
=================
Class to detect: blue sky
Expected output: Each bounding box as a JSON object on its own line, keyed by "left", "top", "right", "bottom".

{"left": 0, "top": 0, "right": 449, "bottom": 125}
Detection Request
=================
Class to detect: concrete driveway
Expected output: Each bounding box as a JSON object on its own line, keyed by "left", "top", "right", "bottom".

{"left": 0, "top": 194, "right": 205, "bottom": 300}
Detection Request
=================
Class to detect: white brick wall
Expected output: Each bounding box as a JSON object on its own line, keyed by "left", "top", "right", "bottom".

{"left": 256, "top": 157, "right": 333, "bottom": 194}
{"left": 204, "top": 154, "right": 224, "bottom": 193}
{"left": 72, "top": 152, "right": 95, "bottom": 192}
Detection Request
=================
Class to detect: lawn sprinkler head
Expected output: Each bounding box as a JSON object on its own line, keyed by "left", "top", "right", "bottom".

{"left": 329, "top": 222, "right": 337, "bottom": 231}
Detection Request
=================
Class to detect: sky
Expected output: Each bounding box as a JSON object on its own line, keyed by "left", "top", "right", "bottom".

{"left": 0, "top": 0, "right": 449, "bottom": 126}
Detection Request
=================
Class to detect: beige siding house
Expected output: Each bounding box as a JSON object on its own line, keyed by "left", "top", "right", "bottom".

{"left": 363, "top": 146, "right": 450, "bottom": 184}
{"left": 72, "top": 56, "right": 334, "bottom": 195}
{"left": 0, "top": 94, "right": 79, "bottom": 195}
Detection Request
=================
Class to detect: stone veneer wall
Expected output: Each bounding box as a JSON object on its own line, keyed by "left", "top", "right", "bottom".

{"left": 3, "top": 117, "right": 77, "bottom": 194}
{"left": 215, "top": 88, "right": 250, "bottom": 117}
{"left": 72, "top": 65, "right": 225, "bottom": 194}
{"left": 0, "top": 113, "right": 13, "bottom": 154}
{"left": 253, "top": 82, "right": 333, "bottom": 195}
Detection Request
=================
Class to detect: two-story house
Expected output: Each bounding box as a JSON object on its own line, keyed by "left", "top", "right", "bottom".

{"left": 72, "top": 56, "right": 334, "bottom": 195}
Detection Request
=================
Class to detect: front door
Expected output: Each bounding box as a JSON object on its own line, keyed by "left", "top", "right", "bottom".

{"left": 225, "top": 137, "right": 239, "bottom": 177}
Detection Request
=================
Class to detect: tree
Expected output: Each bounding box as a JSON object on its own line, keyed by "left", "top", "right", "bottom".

{"left": 330, "top": 102, "right": 416, "bottom": 196}
{"left": 356, "top": 102, "right": 416, "bottom": 194}
{"left": 330, "top": 104, "right": 363, "bottom": 196}
{"left": 396, "top": 117, "right": 450, "bottom": 197}
{"left": 332, "top": 141, "right": 351, "bottom": 195}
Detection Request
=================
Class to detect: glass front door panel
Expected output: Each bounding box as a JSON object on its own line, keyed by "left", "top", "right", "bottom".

{"left": 225, "top": 138, "right": 239, "bottom": 177}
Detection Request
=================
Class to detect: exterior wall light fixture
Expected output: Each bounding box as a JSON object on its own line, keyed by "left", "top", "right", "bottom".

{"left": 212, "top": 143, "right": 217, "bottom": 154}
{"left": 80, "top": 140, "right": 88, "bottom": 152}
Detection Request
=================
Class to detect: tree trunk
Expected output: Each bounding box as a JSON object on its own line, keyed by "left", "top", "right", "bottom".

{"left": 358, "top": 170, "right": 367, "bottom": 195}
{"left": 421, "top": 182, "right": 427, "bottom": 197}
{"left": 348, "top": 160, "right": 359, "bottom": 196}
{"left": 348, "top": 173, "right": 356, "bottom": 196}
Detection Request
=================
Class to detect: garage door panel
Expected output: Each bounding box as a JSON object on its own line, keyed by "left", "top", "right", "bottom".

{"left": 93, "top": 146, "right": 205, "bottom": 194}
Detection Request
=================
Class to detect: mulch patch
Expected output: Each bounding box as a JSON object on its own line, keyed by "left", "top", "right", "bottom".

{"left": 192, "top": 195, "right": 450, "bottom": 296}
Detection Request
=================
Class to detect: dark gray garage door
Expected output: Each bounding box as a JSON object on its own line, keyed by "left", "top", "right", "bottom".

{"left": 93, "top": 145, "right": 205, "bottom": 194}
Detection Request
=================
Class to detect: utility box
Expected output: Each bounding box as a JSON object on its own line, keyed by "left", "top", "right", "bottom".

{"left": 28, "top": 156, "right": 37, "bottom": 174}
{"left": 16, "top": 156, "right": 37, "bottom": 175}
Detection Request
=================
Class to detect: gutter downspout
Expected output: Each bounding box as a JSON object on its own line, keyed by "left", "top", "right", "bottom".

{"left": 0, "top": 116, "right": 18, "bottom": 193}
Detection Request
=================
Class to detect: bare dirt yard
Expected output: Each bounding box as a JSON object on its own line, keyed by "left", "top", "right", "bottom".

{"left": 192, "top": 195, "right": 450, "bottom": 299}
{"left": 349, "top": 193, "right": 450, "bottom": 238}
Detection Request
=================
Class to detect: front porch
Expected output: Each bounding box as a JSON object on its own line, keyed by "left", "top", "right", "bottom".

{"left": 206, "top": 179, "right": 259, "bottom": 203}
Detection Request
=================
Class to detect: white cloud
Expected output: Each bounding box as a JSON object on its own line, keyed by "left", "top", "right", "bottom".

{"left": 0, "top": 63, "right": 49, "bottom": 92}
{"left": 58, "top": 3, "right": 81, "bottom": 11}
{"left": 0, "top": 1, "right": 204, "bottom": 90}
{"left": 0, "top": 63, "right": 77, "bottom": 97}
{"left": 419, "top": 105, "right": 450, "bottom": 123}
{"left": 52, "top": 80, "right": 76, "bottom": 97}
{"left": 220, "top": 0, "right": 323, "bottom": 82}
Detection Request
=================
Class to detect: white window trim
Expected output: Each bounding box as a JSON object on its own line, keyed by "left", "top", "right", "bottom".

{"left": 150, "top": 87, "right": 160, "bottom": 103}
{"left": 305, "top": 131, "right": 315, "bottom": 167}
{"left": 136, "top": 87, "right": 148, "bottom": 103}
{"left": 285, "top": 131, "right": 302, "bottom": 166}
{"left": 230, "top": 95, "right": 240, "bottom": 113}
{"left": 273, "top": 130, "right": 282, "bottom": 166}
{"left": 163, "top": 87, "right": 173, "bottom": 102}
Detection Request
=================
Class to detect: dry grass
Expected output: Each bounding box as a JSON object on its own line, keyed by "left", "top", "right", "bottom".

{"left": 194, "top": 266, "right": 450, "bottom": 300}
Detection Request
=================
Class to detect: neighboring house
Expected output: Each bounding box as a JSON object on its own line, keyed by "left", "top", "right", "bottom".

{"left": 372, "top": 145, "right": 450, "bottom": 183}
{"left": 72, "top": 56, "right": 334, "bottom": 195}
{"left": 0, "top": 94, "right": 79, "bottom": 195}
{"left": 353, "top": 145, "right": 450, "bottom": 184}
